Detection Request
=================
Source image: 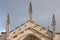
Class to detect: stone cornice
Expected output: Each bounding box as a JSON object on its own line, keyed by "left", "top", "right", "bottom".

{"left": 25, "top": 27, "right": 52, "bottom": 40}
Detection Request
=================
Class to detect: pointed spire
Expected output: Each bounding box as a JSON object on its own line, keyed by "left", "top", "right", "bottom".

{"left": 6, "top": 13, "right": 10, "bottom": 25}
{"left": 52, "top": 14, "right": 56, "bottom": 38}
{"left": 52, "top": 14, "right": 56, "bottom": 25}
{"left": 29, "top": 2, "right": 32, "bottom": 21}
{"left": 6, "top": 13, "right": 10, "bottom": 38}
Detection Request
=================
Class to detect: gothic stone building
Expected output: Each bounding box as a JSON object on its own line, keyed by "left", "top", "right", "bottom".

{"left": 0, "top": 2, "right": 60, "bottom": 40}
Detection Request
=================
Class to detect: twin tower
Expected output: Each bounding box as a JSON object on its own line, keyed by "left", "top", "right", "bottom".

{"left": 6, "top": 2, "right": 56, "bottom": 39}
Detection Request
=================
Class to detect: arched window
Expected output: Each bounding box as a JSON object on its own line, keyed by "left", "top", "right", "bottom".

{"left": 23, "top": 34, "right": 40, "bottom": 40}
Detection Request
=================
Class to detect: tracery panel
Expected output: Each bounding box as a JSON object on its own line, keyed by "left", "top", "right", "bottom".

{"left": 23, "top": 34, "right": 41, "bottom": 40}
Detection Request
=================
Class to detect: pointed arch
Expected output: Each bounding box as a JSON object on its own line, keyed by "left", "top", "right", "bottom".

{"left": 23, "top": 34, "right": 41, "bottom": 40}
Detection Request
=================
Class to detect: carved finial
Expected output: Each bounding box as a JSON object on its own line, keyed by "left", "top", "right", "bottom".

{"left": 6, "top": 13, "right": 10, "bottom": 25}
{"left": 52, "top": 14, "right": 56, "bottom": 38}
{"left": 6, "top": 13, "right": 10, "bottom": 38}
{"left": 29, "top": 1, "right": 32, "bottom": 21}
{"left": 52, "top": 14, "right": 56, "bottom": 25}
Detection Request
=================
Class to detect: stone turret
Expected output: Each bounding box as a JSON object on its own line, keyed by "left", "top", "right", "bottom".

{"left": 6, "top": 14, "right": 10, "bottom": 38}
{"left": 52, "top": 14, "right": 56, "bottom": 39}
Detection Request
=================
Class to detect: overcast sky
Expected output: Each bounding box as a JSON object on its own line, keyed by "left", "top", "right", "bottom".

{"left": 0, "top": 0, "right": 60, "bottom": 34}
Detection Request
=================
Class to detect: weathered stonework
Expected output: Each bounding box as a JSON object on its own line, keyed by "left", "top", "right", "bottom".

{"left": 0, "top": 1, "right": 60, "bottom": 40}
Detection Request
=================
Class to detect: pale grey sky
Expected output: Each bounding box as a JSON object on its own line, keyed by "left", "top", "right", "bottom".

{"left": 0, "top": 0, "right": 60, "bottom": 33}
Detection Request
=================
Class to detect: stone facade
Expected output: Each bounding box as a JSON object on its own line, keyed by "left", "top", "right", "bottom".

{"left": 0, "top": 32, "right": 7, "bottom": 40}
{"left": 0, "top": 2, "right": 60, "bottom": 40}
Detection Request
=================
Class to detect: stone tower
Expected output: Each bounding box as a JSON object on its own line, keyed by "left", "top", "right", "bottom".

{"left": 52, "top": 14, "right": 56, "bottom": 38}
{"left": 29, "top": 2, "right": 32, "bottom": 21}
{"left": 6, "top": 14, "right": 10, "bottom": 38}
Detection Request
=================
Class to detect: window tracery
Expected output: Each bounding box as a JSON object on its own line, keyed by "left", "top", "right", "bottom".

{"left": 23, "top": 34, "right": 41, "bottom": 40}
